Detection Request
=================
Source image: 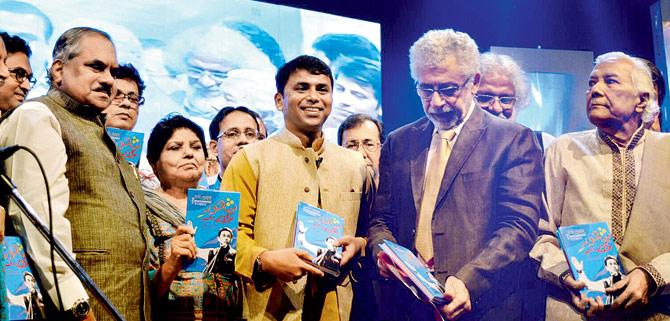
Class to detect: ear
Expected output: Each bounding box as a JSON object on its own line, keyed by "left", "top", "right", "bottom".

{"left": 470, "top": 73, "right": 481, "bottom": 94}
{"left": 275, "top": 92, "right": 284, "bottom": 112}
{"left": 208, "top": 140, "right": 218, "bottom": 157}
{"left": 50, "top": 60, "right": 64, "bottom": 87}
{"left": 635, "top": 92, "right": 650, "bottom": 114}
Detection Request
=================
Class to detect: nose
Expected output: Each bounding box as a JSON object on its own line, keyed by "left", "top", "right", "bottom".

{"left": 19, "top": 79, "right": 31, "bottom": 94}
{"left": 237, "top": 134, "right": 249, "bottom": 145}
{"left": 100, "top": 69, "right": 115, "bottom": 87}
{"left": 198, "top": 71, "right": 217, "bottom": 87}
{"left": 490, "top": 99, "right": 503, "bottom": 115}
{"left": 430, "top": 91, "right": 445, "bottom": 108}
{"left": 588, "top": 80, "right": 605, "bottom": 98}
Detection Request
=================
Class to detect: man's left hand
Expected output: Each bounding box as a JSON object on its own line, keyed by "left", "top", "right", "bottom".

{"left": 608, "top": 268, "right": 653, "bottom": 310}
{"left": 335, "top": 236, "right": 366, "bottom": 266}
{"left": 441, "top": 276, "right": 472, "bottom": 320}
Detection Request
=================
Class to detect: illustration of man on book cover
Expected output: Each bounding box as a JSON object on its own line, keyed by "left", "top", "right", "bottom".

{"left": 185, "top": 189, "right": 239, "bottom": 274}
{"left": 4, "top": 237, "right": 46, "bottom": 320}
{"left": 558, "top": 222, "right": 625, "bottom": 304}
{"left": 203, "top": 227, "right": 237, "bottom": 275}
{"left": 294, "top": 202, "right": 344, "bottom": 277}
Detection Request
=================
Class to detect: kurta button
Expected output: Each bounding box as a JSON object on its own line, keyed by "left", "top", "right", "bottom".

{"left": 304, "top": 157, "right": 309, "bottom": 163}
{"left": 304, "top": 186, "right": 310, "bottom": 193}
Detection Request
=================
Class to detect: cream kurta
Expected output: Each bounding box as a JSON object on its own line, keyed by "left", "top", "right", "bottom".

{"left": 222, "top": 128, "right": 368, "bottom": 321}
{"left": 531, "top": 129, "right": 670, "bottom": 321}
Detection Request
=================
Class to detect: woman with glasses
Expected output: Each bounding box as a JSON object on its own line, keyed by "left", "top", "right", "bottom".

{"left": 143, "top": 114, "right": 242, "bottom": 320}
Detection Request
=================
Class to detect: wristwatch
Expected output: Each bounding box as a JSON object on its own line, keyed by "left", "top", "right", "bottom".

{"left": 69, "top": 299, "right": 90, "bottom": 320}
{"left": 255, "top": 254, "right": 264, "bottom": 273}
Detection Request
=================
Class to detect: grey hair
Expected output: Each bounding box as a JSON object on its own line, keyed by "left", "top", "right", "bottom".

{"left": 480, "top": 52, "right": 530, "bottom": 109}
{"left": 409, "top": 29, "right": 479, "bottom": 81}
{"left": 48, "top": 27, "right": 113, "bottom": 83}
{"left": 594, "top": 52, "right": 659, "bottom": 124}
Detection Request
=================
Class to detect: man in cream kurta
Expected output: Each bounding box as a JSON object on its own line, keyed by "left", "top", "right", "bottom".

{"left": 222, "top": 55, "right": 369, "bottom": 321}
{"left": 530, "top": 52, "right": 670, "bottom": 321}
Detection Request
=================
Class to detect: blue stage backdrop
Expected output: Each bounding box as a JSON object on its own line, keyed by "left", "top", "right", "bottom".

{"left": 0, "top": 0, "right": 381, "bottom": 151}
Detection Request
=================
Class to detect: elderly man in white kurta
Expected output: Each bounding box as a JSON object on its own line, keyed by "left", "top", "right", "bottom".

{"left": 530, "top": 52, "right": 670, "bottom": 321}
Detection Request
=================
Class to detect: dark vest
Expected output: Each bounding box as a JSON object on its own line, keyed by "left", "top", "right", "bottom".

{"left": 38, "top": 89, "right": 151, "bottom": 321}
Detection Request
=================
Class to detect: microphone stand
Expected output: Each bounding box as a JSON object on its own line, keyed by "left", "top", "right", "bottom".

{"left": 0, "top": 173, "right": 126, "bottom": 321}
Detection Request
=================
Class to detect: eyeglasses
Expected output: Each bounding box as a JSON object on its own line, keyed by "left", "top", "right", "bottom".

{"left": 345, "top": 139, "right": 381, "bottom": 153}
{"left": 8, "top": 68, "right": 36, "bottom": 86}
{"left": 187, "top": 66, "right": 229, "bottom": 83}
{"left": 217, "top": 128, "right": 259, "bottom": 141}
{"left": 474, "top": 94, "right": 517, "bottom": 107}
{"left": 416, "top": 77, "right": 471, "bottom": 101}
{"left": 112, "top": 92, "right": 145, "bottom": 106}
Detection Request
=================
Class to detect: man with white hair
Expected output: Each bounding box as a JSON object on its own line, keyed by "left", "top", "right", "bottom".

{"left": 530, "top": 51, "right": 670, "bottom": 320}
{"left": 367, "top": 29, "right": 544, "bottom": 321}
{"left": 477, "top": 52, "right": 555, "bottom": 149}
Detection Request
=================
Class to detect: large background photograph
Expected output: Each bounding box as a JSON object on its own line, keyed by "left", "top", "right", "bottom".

{"left": 0, "top": 0, "right": 381, "bottom": 156}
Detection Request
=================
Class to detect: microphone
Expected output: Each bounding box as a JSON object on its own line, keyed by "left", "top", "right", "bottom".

{"left": 0, "top": 145, "right": 21, "bottom": 161}
{"left": 315, "top": 157, "right": 323, "bottom": 169}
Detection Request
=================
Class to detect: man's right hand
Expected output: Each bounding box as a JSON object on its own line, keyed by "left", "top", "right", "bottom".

{"left": 562, "top": 274, "right": 604, "bottom": 317}
{"left": 258, "top": 248, "right": 324, "bottom": 282}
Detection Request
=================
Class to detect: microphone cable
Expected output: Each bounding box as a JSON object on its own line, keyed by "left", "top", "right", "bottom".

{"left": 4, "top": 146, "right": 63, "bottom": 312}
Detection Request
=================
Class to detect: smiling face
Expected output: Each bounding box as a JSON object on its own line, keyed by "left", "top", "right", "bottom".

{"left": 154, "top": 128, "right": 206, "bottom": 189}
{"left": 416, "top": 56, "right": 479, "bottom": 130}
{"left": 275, "top": 68, "right": 333, "bottom": 137}
{"left": 0, "top": 52, "right": 32, "bottom": 111}
{"left": 587, "top": 59, "right": 646, "bottom": 132}
{"left": 51, "top": 33, "right": 118, "bottom": 110}
{"left": 103, "top": 78, "right": 140, "bottom": 130}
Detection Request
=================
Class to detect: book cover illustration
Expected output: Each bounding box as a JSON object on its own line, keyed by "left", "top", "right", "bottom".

{"left": 378, "top": 239, "right": 446, "bottom": 308}
{"left": 3, "top": 236, "right": 46, "bottom": 320}
{"left": 558, "top": 222, "right": 625, "bottom": 305}
{"left": 107, "top": 127, "right": 144, "bottom": 166}
{"left": 184, "top": 188, "right": 240, "bottom": 274}
{"left": 293, "top": 201, "right": 344, "bottom": 277}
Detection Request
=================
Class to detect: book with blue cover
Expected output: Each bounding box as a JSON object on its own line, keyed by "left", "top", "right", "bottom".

{"left": 377, "top": 239, "right": 447, "bottom": 309}
{"left": 293, "top": 201, "right": 344, "bottom": 277}
{"left": 184, "top": 188, "right": 240, "bottom": 274}
{"left": 558, "top": 222, "right": 625, "bottom": 305}
{"left": 3, "top": 236, "right": 46, "bottom": 320}
{"left": 106, "top": 127, "right": 144, "bottom": 166}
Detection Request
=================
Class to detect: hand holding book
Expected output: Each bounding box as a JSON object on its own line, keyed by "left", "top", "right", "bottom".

{"left": 334, "top": 235, "right": 366, "bottom": 266}
{"left": 257, "top": 248, "right": 324, "bottom": 282}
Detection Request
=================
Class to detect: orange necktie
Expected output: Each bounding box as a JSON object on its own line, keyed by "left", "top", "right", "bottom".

{"left": 416, "top": 129, "right": 455, "bottom": 264}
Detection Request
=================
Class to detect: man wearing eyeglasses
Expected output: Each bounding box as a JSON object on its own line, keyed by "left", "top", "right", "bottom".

{"left": 367, "top": 29, "right": 543, "bottom": 321}
{"left": 103, "top": 63, "right": 145, "bottom": 131}
{"left": 0, "top": 32, "right": 33, "bottom": 113}
{"left": 476, "top": 52, "right": 555, "bottom": 149}
{"left": 207, "top": 105, "right": 261, "bottom": 189}
{"left": 338, "top": 113, "right": 384, "bottom": 188}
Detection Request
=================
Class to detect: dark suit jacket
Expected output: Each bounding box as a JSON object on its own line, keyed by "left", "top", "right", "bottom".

{"left": 368, "top": 107, "right": 544, "bottom": 321}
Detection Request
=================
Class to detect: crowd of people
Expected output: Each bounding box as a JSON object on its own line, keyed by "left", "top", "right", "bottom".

{"left": 0, "top": 23, "right": 668, "bottom": 321}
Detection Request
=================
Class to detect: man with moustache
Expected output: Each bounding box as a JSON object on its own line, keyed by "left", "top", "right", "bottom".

{"left": 222, "top": 55, "right": 369, "bottom": 321}
{"left": 1, "top": 27, "right": 151, "bottom": 321}
{"left": 531, "top": 52, "right": 670, "bottom": 321}
{"left": 0, "top": 33, "right": 33, "bottom": 113}
{"left": 103, "top": 63, "right": 145, "bottom": 131}
{"left": 367, "top": 29, "right": 543, "bottom": 321}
